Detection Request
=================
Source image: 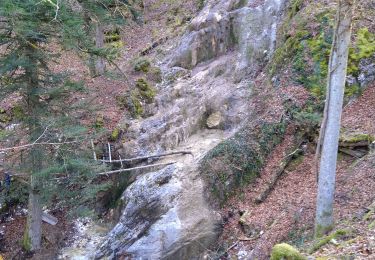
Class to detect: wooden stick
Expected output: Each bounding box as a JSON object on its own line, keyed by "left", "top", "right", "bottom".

{"left": 11, "top": 175, "right": 30, "bottom": 186}
{"left": 108, "top": 143, "right": 112, "bottom": 162}
{"left": 99, "top": 150, "right": 193, "bottom": 163}
{"left": 0, "top": 140, "right": 79, "bottom": 152}
{"left": 119, "top": 154, "right": 124, "bottom": 168}
{"left": 255, "top": 148, "right": 303, "bottom": 203}
{"left": 91, "top": 139, "right": 97, "bottom": 161}
{"left": 339, "top": 148, "right": 366, "bottom": 158}
{"left": 98, "top": 161, "right": 176, "bottom": 175}
{"left": 216, "top": 241, "right": 239, "bottom": 258}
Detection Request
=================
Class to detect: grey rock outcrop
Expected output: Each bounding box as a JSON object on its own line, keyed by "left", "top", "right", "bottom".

{"left": 358, "top": 54, "right": 375, "bottom": 88}
{"left": 170, "top": 0, "right": 285, "bottom": 77}
{"left": 95, "top": 0, "right": 286, "bottom": 259}
{"left": 96, "top": 159, "right": 221, "bottom": 259}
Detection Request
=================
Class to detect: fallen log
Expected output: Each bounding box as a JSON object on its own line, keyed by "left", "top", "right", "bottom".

{"left": 255, "top": 148, "right": 303, "bottom": 204}
{"left": 337, "top": 133, "right": 374, "bottom": 158}
{"left": 42, "top": 212, "right": 58, "bottom": 225}
{"left": 339, "top": 148, "right": 367, "bottom": 158}
{"left": 339, "top": 133, "right": 375, "bottom": 148}
{"left": 98, "top": 161, "right": 176, "bottom": 176}
{"left": 140, "top": 37, "right": 168, "bottom": 56}
{"left": 99, "top": 150, "right": 192, "bottom": 163}
{"left": 339, "top": 140, "right": 371, "bottom": 148}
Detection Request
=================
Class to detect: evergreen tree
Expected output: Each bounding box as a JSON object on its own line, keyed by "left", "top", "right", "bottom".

{"left": 77, "top": 0, "right": 142, "bottom": 76}
{"left": 0, "top": 0, "right": 109, "bottom": 251}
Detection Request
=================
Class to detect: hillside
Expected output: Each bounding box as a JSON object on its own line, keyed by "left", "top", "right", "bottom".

{"left": 0, "top": 0, "right": 374, "bottom": 259}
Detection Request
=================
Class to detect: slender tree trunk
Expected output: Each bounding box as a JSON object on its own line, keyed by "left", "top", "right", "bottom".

{"left": 95, "top": 23, "right": 106, "bottom": 76}
{"left": 83, "top": 13, "right": 96, "bottom": 77}
{"left": 315, "top": 0, "right": 355, "bottom": 237}
{"left": 25, "top": 176, "right": 42, "bottom": 250}
{"left": 23, "top": 42, "right": 43, "bottom": 251}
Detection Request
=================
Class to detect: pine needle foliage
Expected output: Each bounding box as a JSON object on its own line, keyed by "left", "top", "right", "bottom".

{"left": 0, "top": 0, "right": 114, "bottom": 220}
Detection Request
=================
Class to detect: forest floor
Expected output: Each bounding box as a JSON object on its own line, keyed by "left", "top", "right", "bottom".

{"left": 216, "top": 82, "right": 375, "bottom": 259}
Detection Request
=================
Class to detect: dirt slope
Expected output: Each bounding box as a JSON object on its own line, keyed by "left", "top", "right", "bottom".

{"left": 217, "top": 83, "right": 375, "bottom": 259}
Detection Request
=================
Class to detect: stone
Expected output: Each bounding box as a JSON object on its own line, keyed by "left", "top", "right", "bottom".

{"left": 239, "top": 210, "right": 259, "bottom": 238}
{"left": 95, "top": 165, "right": 221, "bottom": 259}
{"left": 169, "top": 0, "right": 286, "bottom": 77}
{"left": 92, "top": 0, "right": 287, "bottom": 259}
{"left": 270, "top": 243, "right": 306, "bottom": 260}
{"left": 358, "top": 54, "right": 375, "bottom": 88}
{"left": 206, "top": 112, "right": 223, "bottom": 129}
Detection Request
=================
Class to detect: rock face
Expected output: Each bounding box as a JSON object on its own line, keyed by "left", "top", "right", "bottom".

{"left": 358, "top": 54, "right": 375, "bottom": 88}
{"left": 96, "top": 135, "right": 224, "bottom": 260}
{"left": 96, "top": 0, "right": 286, "bottom": 259}
{"left": 170, "top": 0, "right": 285, "bottom": 76}
{"left": 206, "top": 111, "right": 223, "bottom": 129}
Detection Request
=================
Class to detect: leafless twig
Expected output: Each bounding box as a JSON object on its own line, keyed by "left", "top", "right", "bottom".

{"left": 99, "top": 150, "right": 193, "bottom": 163}
{"left": 98, "top": 161, "right": 176, "bottom": 175}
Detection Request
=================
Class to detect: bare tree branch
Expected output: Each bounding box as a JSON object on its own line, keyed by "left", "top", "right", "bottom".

{"left": 0, "top": 140, "right": 79, "bottom": 152}
{"left": 98, "top": 161, "right": 176, "bottom": 175}
{"left": 99, "top": 150, "right": 193, "bottom": 163}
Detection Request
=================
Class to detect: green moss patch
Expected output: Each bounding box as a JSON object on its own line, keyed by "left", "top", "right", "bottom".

{"left": 135, "top": 78, "right": 156, "bottom": 103}
{"left": 271, "top": 243, "right": 306, "bottom": 260}
{"left": 340, "top": 133, "right": 375, "bottom": 145}
{"left": 200, "top": 120, "right": 286, "bottom": 205}
{"left": 116, "top": 90, "right": 144, "bottom": 118}
{"left": 95, "top": 114, "right": 105, "bottom": 128}
{"left": 348, "top": 28, "right": 375, "bottom": 76}
{"left": 271, "top": 3, "right": 371, "bottom": 102}
{"left": 115, "top": 79, "right": 156, "bottom": 118}
{"left": 309, "top": 229, "right": 348, "bottom": 254}
{"left": 148, "top": 66, "right": 162, "bottom": 83}
{"left": 110, "top": 128, "right": 120, "bottom": 141}
{"left": 133, "top": 57, "right": 151, "bottom": 73}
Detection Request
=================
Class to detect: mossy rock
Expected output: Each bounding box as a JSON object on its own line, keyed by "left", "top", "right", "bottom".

{"left": 339, "top": 133, "right": 375, "bottom": 146}
{"left": 110, "top": 128, "right": 120, "bottom": 141}
{"left": 348, "top": 28, "right": 375, "bottom": 76}
{"left": 95, "top": 114, "right": 105, "bottom": 128}
{"left": 289, "top": 0, "right": 304, "bottom": 18}
{"left": 116, "top": 91, "right": 144, "bottom": 118}
{"left": 135, "top": 78, "right": 156, "bottom": 103}
{"left": 148, "top": 66, "right": 162, "bottom": 83}
{"left": 12, "top": 105, "right": 25, "bottom": 120}
{"left": 0, "top": 113, "right": 11, "bottom": 123}
{"left": 197, "top": 0, "right": 205, "bottom": 10}
{"left": 134, "top": 58, "right": 151, "bottom": 73}
{"left": 309, "top": 229, "right": 348, "bottom": 254}
{"left": 132, "top": 96, "right": 144, "bottom": 117}
{"left": 270, "top": 243, "right": 306, "bottom": 260}
{"left": 200, "top": 120, "right": 286, "bottom": 205}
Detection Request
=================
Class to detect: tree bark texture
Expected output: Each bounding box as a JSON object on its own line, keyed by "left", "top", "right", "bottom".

{"left": 95, "top": 23, "right": 106, "bottom": 75}
{"left": 23, "top": 42, "right": 44, "bottom": 251}
{"left": 315, "top": 0, "right": 356, "bottom": 237}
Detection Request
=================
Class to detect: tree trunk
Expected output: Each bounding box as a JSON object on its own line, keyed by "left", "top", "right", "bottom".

{"left": 95, "top": 23, "right": 106, "bottom": 76}
{"left": 315, "top": 0, "right": 355, "bottom": 237}
{"left": 23, "top": 42, "right": 43, "bottom": 251}
{"left": 24, "top": 176, "right": 42, "bottom": 251}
